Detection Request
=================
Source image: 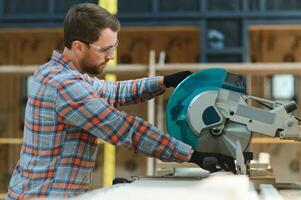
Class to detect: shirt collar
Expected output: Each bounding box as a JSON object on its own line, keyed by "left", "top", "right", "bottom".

{"left": 51, "top": 50, "right": 78, "bottom": 71}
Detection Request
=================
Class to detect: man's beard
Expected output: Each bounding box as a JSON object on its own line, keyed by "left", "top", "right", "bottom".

{"left": 79, "top": 59, "right": 107, "bottom": 75}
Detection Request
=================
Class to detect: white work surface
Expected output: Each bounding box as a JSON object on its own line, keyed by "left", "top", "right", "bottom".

{"left": 279, "top": 190, "right": 301, "bottom": 200}
{"left": 75, "top": 175, "right": 258, "bottom": 200}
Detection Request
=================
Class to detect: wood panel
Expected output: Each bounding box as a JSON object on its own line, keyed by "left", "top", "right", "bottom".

{"left": 0, "top": 144, "right": 21, "bottom": 193}
{"left": 0, "top": 75, "right": 23, "bottom": 138}
{"left": 250, "top": 27, "right": 301, "bottom": 62}
{"left": 0, "top": 27, "right": 200, "bottom": 65}
{"left": 118, "top": 27, "right": 200, "bottom": 64}
{"left": 0, "top": 29, "right": 64, "bottom": 65}
{"left": 0, "top": 75, "right": 8, "bottom": 136}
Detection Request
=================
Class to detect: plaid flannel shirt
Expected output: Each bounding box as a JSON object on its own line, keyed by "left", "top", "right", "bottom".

{"left": 7, "top": 51, "right": 192, "bottom": 199}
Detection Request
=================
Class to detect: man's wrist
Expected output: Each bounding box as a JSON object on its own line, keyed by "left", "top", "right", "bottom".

{"left": 188, "top": 149, "right": 194, "bottom": 162}
{"left": 158, "top": 76, "right": 166, "bottom": 89}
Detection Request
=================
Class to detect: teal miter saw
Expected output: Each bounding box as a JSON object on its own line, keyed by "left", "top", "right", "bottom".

{"left": 166, "top": 68, "right": 301, "bottom": 173}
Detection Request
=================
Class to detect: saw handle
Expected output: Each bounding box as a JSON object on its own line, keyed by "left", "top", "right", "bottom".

{"left": 189, "top": 151, "right": 236, "bottom": 173}
{"left": 163, "top": 71, "right": 192, "bottom": 88}
{"left": 284, "top": 101, "right": 297, "bottom": 113}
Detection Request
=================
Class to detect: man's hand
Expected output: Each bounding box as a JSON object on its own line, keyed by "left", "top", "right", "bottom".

{"left": 189, "top": 150, "right": 236, "bottom": 173}
{"left": 163, "top": 71, "right": 192, "bottom": 88}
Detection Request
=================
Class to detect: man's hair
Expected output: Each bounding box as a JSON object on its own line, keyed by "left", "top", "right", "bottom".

{"left": 64, "top": 3, "right": 120, "bottom": 49}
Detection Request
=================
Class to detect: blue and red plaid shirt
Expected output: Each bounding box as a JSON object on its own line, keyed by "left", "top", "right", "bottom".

{"left": 7, "top": 51, "right": 192, "bottom": 199}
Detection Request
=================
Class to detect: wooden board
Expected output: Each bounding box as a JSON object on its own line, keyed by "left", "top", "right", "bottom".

{"left": 118, "top": 27, "right": 200, "bottom": 64}
{"left": 0, "top": 29, "right": 64, "bottom": 65}
{"left": 250, "top": 27, "right": 301, "bottom": 62}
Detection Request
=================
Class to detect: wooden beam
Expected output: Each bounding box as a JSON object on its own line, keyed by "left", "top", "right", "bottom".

{"left": 121, "top": 26, "right": 200, "bottom": 32}
{"left": 155, "top": 63, "right": 301, "bottom": 75}
{"left": 0, "top": 64, "right": 148, "bottom": 75}
{"left": 251, "top": 137, "right": 300, "bottom": 144}
{"left": 249, "top": 25, "right": 301, "bottom": 30}
{"left": 2, "top": 63, "right": 301, "bottom": 75}
{"left": 0, "top": 138, "right": 23, "bottom": 144}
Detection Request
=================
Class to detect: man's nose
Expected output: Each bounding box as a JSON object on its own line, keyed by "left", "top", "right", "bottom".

{"left": 106, "top": 51, "right": 115, "bottom": 60}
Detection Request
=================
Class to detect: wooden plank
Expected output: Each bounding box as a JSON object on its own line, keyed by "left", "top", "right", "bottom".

{"left": 0, "top": 29, "right": 63, "bottom": 65}
{"left": 249, "top": 30, "right": 264, "bottom": 62}
{"left": 249, "top": 25, "right": 301, "bottom": 30}
{"left": 0, "top": 35, "right": 12, "bottom": 65}
{"left": 122, "top": 26, "right": 200, "bottom": 32}
{"left": 251, "top": 137, "right": 300, "bottom": 144}
{"left": 0, "top": 193, "right": 6, "bottom": 199}
{"left": 249, "top": 163, "right": 269, "bottom": 169}
{"left": 0, "top": 65, "right": 148, "bottom": 75}
{"left": 0, "top": 138, "right": 23, "bottom": 144}
{"left": 155, "top": 63, "right": 301, "bottom": 75}
{"left": 146, "top": 51, "right": 156, "bottom": 176}
{"left": 250, "top": 28, "right": 301, "bottom": 63}
{"left": 3, "top": 63, "right": 301, "bottom": 75}
{"left": 0, "top": 75, "right": 8, "bottom": 135}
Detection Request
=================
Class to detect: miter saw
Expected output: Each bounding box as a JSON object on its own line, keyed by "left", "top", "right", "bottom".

{"left": 166, "top": 68, "right": 301, "bottom": 174}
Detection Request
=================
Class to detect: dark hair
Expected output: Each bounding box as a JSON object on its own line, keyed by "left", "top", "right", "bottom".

{"left": 64, "top": 3, "right": 120, "bottom": 49}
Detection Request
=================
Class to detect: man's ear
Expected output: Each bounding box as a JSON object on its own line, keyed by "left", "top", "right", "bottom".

{"left": 71, "top": 40, "right": 86, "bottom": 55}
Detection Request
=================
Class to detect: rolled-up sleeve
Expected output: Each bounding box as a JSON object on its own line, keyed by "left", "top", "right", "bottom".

{"left": 55, "top": 79, "right": 192, "bottom": 162}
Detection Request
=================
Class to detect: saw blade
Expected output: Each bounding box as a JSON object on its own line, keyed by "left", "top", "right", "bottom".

{"left": 195, "top": 121, "right": 252, "bottom": 158}
{"left": 166, "top": 68, "right": 229, "bottom": 149}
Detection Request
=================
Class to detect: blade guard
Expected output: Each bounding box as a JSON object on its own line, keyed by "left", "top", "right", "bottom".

{"left": 166, "top": 68, "right": 246, "bottom": 150}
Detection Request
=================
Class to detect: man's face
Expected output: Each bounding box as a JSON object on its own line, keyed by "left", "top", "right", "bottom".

{"left": 78, "top": 28, "right": 118, "bottom": 75}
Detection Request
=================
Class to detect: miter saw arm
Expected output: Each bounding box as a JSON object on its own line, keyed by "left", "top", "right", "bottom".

{"left": 216, "top": 89, "right": 301, "bottom": 141}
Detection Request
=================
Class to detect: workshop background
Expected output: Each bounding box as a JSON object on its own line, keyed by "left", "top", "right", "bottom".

{"left": 1, "top": 0, "right": 301, "bottom": 197}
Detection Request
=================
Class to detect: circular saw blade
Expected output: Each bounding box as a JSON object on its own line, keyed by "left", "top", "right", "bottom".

{"left": 195, "top": 121, "right": 252, "bottom": 158}
{"left": 166, "top": 68, "right": 228, "bottom": 149}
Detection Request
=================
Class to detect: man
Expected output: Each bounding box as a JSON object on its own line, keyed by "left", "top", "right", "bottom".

{"left": 7, "top": 3, "right": 231, "bottom": 199}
